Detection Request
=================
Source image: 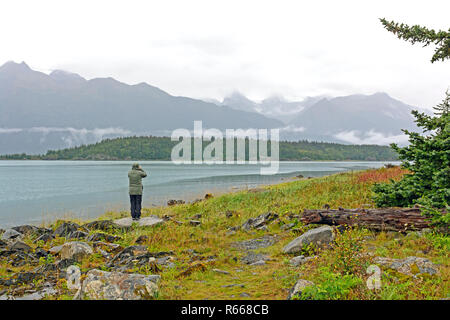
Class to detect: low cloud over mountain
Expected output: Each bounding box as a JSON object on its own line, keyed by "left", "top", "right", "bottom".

{"left": 0, "top": 61, "right": 421, "bottom": 154}
{"left": 0, "top": 61, "right": 282, "bottom": 154}
{"left": 214, "top": 91, "right": 421, "bottom": 145}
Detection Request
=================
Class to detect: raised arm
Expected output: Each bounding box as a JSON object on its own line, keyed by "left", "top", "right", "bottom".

{"left": 138, "top": 168, "right": 147, "bottom": 178}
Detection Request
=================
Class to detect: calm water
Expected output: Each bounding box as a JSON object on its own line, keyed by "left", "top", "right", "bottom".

{"left": 0, "top": 161, "right": 397, "bottom": 227}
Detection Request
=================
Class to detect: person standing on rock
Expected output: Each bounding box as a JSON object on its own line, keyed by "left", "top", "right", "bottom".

{"left": 128, "top": 163, "right": 147, "bottom": 221}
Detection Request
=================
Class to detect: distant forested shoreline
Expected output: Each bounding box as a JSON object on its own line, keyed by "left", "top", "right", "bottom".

{"left": 0, "top": 136, "right": 399, "bottom": 161}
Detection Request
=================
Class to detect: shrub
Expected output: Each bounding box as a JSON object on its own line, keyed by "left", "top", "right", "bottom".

{"left": 331, "top": 226, "right": 368, "bottom": 275}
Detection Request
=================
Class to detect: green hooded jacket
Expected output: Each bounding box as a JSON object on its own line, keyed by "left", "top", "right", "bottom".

{"left": 128, "top": 163, "right": 147, "bottom": 195}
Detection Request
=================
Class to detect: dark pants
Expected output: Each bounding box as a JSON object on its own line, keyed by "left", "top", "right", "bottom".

{"left": 130, "top": 195, "right": 142, "bottom": 219}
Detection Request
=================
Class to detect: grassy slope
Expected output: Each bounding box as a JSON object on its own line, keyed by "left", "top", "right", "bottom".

{"left": 1, "top": 167, "right": 448, "bottom": 300}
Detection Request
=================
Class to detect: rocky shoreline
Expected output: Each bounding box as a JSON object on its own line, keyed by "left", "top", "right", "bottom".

{"left": 0, "top": 210, "right": 442, "bottom": 300}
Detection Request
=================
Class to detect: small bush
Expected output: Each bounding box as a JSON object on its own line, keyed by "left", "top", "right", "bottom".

{"left": 331, "top": 226, "right": 368, "bottom": 275}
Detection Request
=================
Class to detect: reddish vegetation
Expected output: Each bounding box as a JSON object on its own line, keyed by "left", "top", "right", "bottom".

{"left": 356, "top": 166, "right": 409, "bottom": 184}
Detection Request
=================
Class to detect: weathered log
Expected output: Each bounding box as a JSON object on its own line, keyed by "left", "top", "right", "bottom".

{"left": 300, "top": 207, "right": 442, "bottom": 232}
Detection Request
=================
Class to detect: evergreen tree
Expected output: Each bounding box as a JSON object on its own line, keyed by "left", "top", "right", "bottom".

{"left": 374, "top": 19, "right": 449, "bottom": 226}
{"left": 380, "top": 18, "right": 450, "bottom": 63}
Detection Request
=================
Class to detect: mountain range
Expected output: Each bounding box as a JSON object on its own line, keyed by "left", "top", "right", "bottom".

{"left": 0, "top": 61, "right": 420, "bottom": 154}
{"left": 213, "top": 91, "right": 419, "bottom": 145}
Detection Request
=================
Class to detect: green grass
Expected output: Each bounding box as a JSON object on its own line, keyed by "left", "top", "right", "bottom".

{"left": 0, "top": 167, "right": 448, "bottom": 300}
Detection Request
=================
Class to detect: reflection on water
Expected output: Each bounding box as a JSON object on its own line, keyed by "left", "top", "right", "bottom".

{"left": 0, "top": 161, "right": 397, "bottom": 227}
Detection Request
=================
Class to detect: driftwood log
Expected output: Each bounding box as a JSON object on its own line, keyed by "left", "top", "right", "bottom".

{"left": 300, "top": 208, "right": 440, "bottom": 232}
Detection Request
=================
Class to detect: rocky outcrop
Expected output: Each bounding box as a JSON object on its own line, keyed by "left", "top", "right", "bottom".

{"left": 80, "top": 269, "right": 160, "bottom": 300}
{"left": 283, "top": 226, "right": 334, "bottom": 254}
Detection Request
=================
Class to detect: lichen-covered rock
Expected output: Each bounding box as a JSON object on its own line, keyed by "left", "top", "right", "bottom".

{"left": 373, "top": 256, "right": 439, "bottom": 277}
{"left": 283, "top": 226, "right": 334, "bottom": 254}
{"left": 81, "top": 269, "right": 160, "bottom": 300}
{"left": 287, "top": 279, "right": 314, "bottom": 300}
{"left": 60, "top": 241, "right": 93, "bottom": 262}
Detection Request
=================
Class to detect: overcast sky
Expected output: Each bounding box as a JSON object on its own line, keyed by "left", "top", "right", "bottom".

{"left": 1, "top": 0, "right": 449, "bottom": 109}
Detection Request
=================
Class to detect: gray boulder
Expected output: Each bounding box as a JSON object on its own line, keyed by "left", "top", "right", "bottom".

{"left": 1, "top": 229, "right": 23, "bottom": 241}
{"left": 81, "top": 269, "right": 160, "bottom": 300}
{"left": 287, "top": 279, "right": 314, "bottom": 299}
{"left": 113, "top": 216, "right": 164, "bottom": 228}
{"left": 60, "top": 241, "right": 93, "bottom": 262}
{"left": 373, "top": 256, "right": 439, "bottom": 276}
{"left": 9, "top": 240, "right": 32, "bottom": 253}
{"left": 283, "top": 226, "right": 334, "bottom": 254}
